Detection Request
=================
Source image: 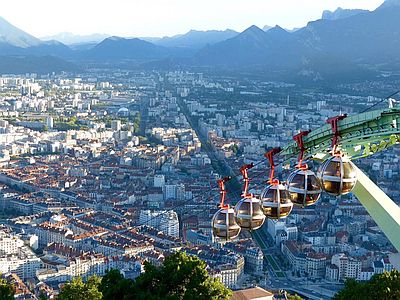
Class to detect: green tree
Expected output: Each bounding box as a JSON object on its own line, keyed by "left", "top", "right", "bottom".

{"left": 58, "top": 276, "right": 102, "bottom": 300}
{"left": 0, "top": 277, "right": 14, "bottom": 300}
{"left": 68, "top": 116, "right": 77, "bottom": 125}
{"left": 100, "top": 269, "right": 133, "bottom": 300}
{"left": 130, "top": 252, "right": 231, "bottom": 300}
{"left": 229, "top": 144, "right": 240, "bottom": 155}
{"left": 333, "top": 278, "right": 365, "bottom": 300}
{"left": 132, "top": 113, "right": 141, "bottom": 133}
{"left": 39, "top": 293, "right": 48, "bottom": 300}
{"left": 287, "top": 293, "right": 304, "bottom": 300}
{"left": 334, "top": 270, "right": 400, "bottom": 300}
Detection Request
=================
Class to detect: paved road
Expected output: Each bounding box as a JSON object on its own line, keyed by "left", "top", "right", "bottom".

{"left": 138, "top": 97, "right": 149, "bottom": 136}
{"left": 178, "top": 98, "right": 291, "bottom": 283}
{"left": 177, "top": 98, "right": 240, "bottom": 192}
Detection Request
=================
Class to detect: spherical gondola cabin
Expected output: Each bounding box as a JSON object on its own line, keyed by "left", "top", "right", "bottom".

{"left": 288, "top": 131, "right": 322, "bottom": 207}
{"left": 287, "top": 168, "right": 322, "bottom": 207}
{"left": 212, "top": 177, "right": 241, "bottom": 241}
{"left": 212, "top": 206, "right": 241, "bottom": 240}
{"left": 261, "top": 148, "right": 294, "bottom": 220}
{"left": 260, "top": 182, "right": 293, "bottom": 219}
{"left": 235, "top": 196, "right": 265, "bottom": 230}
{"left": 234, "top": 163, "right": 266, "bottom": 230}
{"left": 317, "top": 155, "right": 357, "bottom": 196}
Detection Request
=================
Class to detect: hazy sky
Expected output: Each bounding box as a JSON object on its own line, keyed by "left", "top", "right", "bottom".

{"left": 1, "top": 0, "right": 385, "bottom": 37}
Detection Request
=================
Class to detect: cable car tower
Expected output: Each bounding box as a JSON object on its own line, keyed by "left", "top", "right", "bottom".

{"left": 212, "top": 105, "right": 400, "bottom": 260}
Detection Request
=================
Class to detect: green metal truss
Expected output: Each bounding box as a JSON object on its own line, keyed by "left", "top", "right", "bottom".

{"left": 280, "top": 107, "right": 400, "bottom": 161}
{"left": 279, "top": 106, "right": 400, "bottom": 253}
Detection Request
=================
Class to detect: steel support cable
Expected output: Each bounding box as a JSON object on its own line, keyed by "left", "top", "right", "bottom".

{"left": 136, "top": 154, "right": 297, "bottom": 228}
{"left": 360, "top": 90, "right": 400, "bottom": 114}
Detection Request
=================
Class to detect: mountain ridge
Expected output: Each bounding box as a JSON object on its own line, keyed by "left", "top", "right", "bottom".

{"left": 41, "top": 32, "right": 110, "bottom": 45}
{"left": 0, "top": 16, "right": 41, "bottom": 48}
{"left": 322, "top": 7, "right": 369, "bottom": 20}
{"left": 153, "top": 29, "right": 238, "bottom": 49}
{"left": 0, "top": 1, "right": 399, "bottom": 81}
{"left": 195, "top": 3, "right": 400, "bottom": 69}
{"left": 82, "top": 36, "right": 170, "bottom": 60}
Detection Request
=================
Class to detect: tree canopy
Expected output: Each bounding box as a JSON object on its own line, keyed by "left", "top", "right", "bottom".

{"left": 130, "top": 252, "right": 231, "bottom": 300}
{"left": 99, "top": 269, "right": 133, "bottom": 300}
{"left": 58, "top": 276, "right": 102, "bottom": 300}
{"left": 0, "top": 277, "right": 14, "bottom": 300}
{"left": 333, "top": 270, "right": 400, "bottom": 300}
{"left": 287, "top": 293, "right": 303, "bottom": 300}
{"left": 58, "top": 252, "right": 231, "bottom": 300}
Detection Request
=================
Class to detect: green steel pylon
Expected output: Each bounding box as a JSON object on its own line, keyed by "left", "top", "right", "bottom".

{"left": 353, "top": 164, "right": 400, "bottom": 252}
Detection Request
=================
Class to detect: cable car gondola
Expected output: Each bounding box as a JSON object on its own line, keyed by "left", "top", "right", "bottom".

{"left": 287, "top": 131, "right": 322, "bottom": 207}
{"left": 234, "top": 163, "right": 265, "bottom": 230}
{"left": 212, "top": 177, "right": 241, "bottom": 240}
{"left": 261, "top": 148, "right": 293, "bottom": 219}
{"left": 318, "top": 155, "right": 357, "bottom": 196}
{"left": 287, "top": 168, "right": 322, "bottom": 206}
{"left": 317, "top": 115, "right": 357, "bottom": 196}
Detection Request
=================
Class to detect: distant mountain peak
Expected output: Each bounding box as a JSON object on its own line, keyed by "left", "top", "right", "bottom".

{"left": 107, "top": 36, "right": 124, "bottom": 41}
{"left": 264, "top": 25, "right": 292, "bottom": 42}
{"left": 86, "top": 36, "right": 169, "bottom": 60}
{"left": 153, "top": 29, "right": 238, "bottom": 49}
{"left": 42, "top": 40, "right": 64, "bottom": 46}
{"left": 236, "top": 25, "right": 269, "bottom": 44}
{"left": 263, "top": 25, "right": 273, "bottom": 32}
{"left": 264, "top": 25, "right": 298, "bottom": 33}
{"left": 40, "top": 32, "right": 110, "bottom": 45}
{"left": 378, "top": 0, "right": 400, "bottom": 9}
{"left": 322, "top": 7, "right": 369, "bottom": 20}
{"left": 270, "top": 25, "right": 287, "bottom": 32}
{"left": 187, "top": 29, "right": 235, "bottom": 34}
{"left": 239, "top": 25, "right": 266, "bottom": 38}
{"left": 0, "top": 15, "right": 41, "bottom": 47}
{"left": 243, "top": 25, "right": 264, "bottom": 33}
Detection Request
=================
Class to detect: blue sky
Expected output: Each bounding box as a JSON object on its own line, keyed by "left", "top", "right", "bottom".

{"left": 1, "top": 0, "right": 384, "bottom": 37}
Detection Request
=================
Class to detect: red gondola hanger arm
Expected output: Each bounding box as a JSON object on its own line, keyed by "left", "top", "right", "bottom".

{"left": 326, "top": 114, "right": 347, "bottom": 153}
{"left": 264, "top": 147, "right": 281, "bottom": 185}
{"left": 293, "top": 130, "right": 311, "bottom": 169}
{"left": 240, "top": 163, "right": 254, "bottom": 198}
{"left": 217, "top": 176, "right": 232, "bottom": 208}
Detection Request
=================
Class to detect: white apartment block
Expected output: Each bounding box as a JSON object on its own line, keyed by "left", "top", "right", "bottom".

{"left": 37, "top": 254, "right": 142, "bottom": 283}
{"left": 0, "top": 231, "right": 41, "bottom": 280}
{"left": 139, "top": 210, "right": 179, "bottom": 237}
{"left": 0, "top": 231, "right": 24, "bottom": 254}
{"left": 330, "top": 253, "right": 361, "bottom": 281}
{"left": 35, "top": 224, "right": 73, "bottom": 247}
{"left": 212, "top": 264, "right": 240, "bottom": 289}
{"left": 153, "top": 174, "right": 165, "bottom": 188}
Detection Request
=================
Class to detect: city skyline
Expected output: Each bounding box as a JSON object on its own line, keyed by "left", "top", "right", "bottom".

{"left": 1, "top": 0, "right": 385, "bottom": 38}
{"left": 0, "top": 0, "right": 400, "bottom": 298}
